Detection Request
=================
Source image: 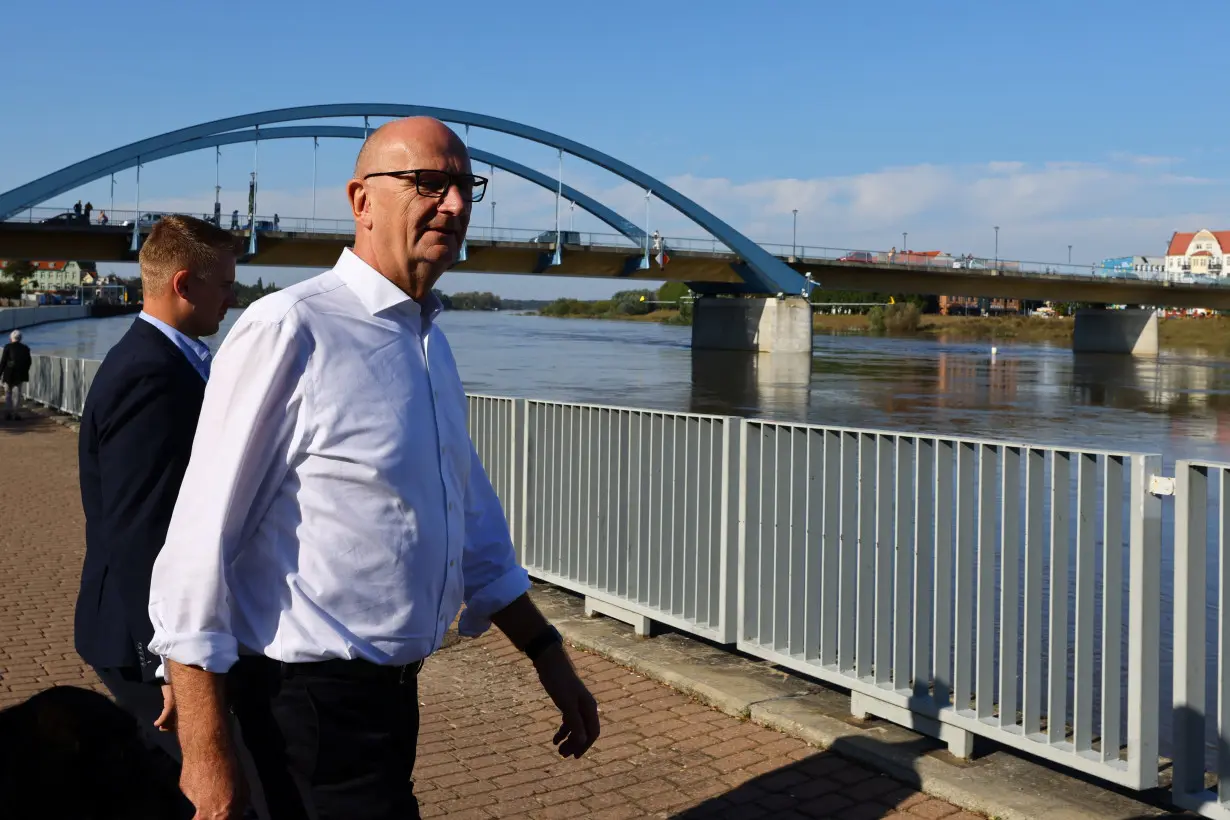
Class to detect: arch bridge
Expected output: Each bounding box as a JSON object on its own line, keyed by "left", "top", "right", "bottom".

{"left": 0, "top": 104, "right": 807, "bottom": 297}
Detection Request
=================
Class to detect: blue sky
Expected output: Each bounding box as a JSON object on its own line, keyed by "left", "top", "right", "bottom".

{"left": 3, "top": 0, "right": 1227, "bottom": 297}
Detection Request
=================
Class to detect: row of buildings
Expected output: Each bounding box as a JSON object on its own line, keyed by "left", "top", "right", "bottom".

{"left": 1099, "top": 229, "right": 1230, "bottom": 281}
{"left": 0, "top": 260, "right": 130, "bottom": 303}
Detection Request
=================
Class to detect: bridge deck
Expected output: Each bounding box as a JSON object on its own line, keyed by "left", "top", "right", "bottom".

{"left": 3, "top": 221, "right": 1228, "bottom": 307}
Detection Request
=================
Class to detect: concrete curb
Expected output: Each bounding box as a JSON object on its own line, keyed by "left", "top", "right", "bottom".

{"left": 529, "top": 585, "right": 1171, "bottom": 820}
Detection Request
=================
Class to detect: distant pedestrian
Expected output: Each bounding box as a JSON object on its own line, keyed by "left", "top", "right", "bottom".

{"left": 74, "top": 200, "right": 83, "bottom": 216}
{"left": 230, "top": 209, "right": 239, "bottom": 230}
{"left": 273, "top": 213, "right": 280, "bottom": 230}
{"left": 99, "top": 211, "right": 109, "bottom": 225}
{"left": 889, "top": 246, "right": 897, "bottom": 263}
{"left": 0, "top": 329, "right": 32, "bottom": 421}
{"left": 651, "top": 230, "right": 662, "bottom": 253}
{"left": 84, "top": 202, "right": 94, "bottom": 222}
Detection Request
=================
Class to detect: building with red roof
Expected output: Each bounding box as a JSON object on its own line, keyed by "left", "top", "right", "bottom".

{"left": 1165, "top": 230, "right": 1230, "bottom": 278}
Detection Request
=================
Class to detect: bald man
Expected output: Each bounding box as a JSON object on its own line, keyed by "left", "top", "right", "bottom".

{"left": 148, "top": 119, "right": 600, "bottom": 820}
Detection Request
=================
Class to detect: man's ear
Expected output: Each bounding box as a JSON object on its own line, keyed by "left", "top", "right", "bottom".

{"left": 169, "top": 269, "right": 193, "bottom": 301}
{"left": 347, "top": 179, "right": 371, "bottom": 228}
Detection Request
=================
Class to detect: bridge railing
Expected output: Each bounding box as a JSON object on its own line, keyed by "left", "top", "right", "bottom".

{"left": 10, "top": 203, "right": 1225, "bottom": 287}
{"left": 1173, "top": 459, "right": 1230, "bottom": 818}
{"left": 31, "top": 354, "right": 1230, "bottom": 808}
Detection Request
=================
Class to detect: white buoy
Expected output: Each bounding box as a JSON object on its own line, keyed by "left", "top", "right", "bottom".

{"left": 991, "top": 346, "right": 998, "bottom": 356}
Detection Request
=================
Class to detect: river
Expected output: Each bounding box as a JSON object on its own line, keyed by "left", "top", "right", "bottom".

{"left": 20, "top": 309, "right": 1230, "bottom": 463}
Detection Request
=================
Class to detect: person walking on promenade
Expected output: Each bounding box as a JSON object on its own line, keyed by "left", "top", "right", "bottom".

{"left": 74, "top": 216, "right": 238, "bottom": 794}
{"left": 149, "top": 117, "right": 601, "bottom": 820}
{"left": 0, "top": 329, "right": 31, "bottom": 420}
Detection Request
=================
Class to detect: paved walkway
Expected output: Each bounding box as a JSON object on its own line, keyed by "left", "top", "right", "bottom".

{"left": 0, "top": 414, "right": 977, "bottom": 819}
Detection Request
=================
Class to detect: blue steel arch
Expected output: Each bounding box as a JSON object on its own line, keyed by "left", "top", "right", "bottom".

{"left": 0, "top": 105, "right": 804, "bottom": 293}
{"left": 76, "top": 125, "right": 645, "bottom": 244}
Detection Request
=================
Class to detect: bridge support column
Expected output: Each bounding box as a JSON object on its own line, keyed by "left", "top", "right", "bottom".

{"left": 691, "top": 296, "right": 813, "bottom": 354}
{"left": 1072, "top": 308, "right": 1159, "bottom": 356}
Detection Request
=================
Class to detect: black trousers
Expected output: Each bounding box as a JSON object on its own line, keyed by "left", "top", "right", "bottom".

{"left": 229, "top": 657, "right": 422, "bottom": 820}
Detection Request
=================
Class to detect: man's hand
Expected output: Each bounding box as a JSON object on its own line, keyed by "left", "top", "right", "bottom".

{"left": 180, "top": 750, "right": 246, "bottom": 820}
{"left": 154, "top": 683, "right": 175, "bottom": 733}
{"left": 534, "top": 643, "right": 600, "bottom": 758}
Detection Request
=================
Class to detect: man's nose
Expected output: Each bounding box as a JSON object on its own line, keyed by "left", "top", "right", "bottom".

{"left": 438, "top": 183, "right": 467, "bottom": 215}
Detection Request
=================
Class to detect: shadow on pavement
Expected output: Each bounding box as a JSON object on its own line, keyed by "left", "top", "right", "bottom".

{"left": 672, "top": 736, "right": 938, "bottom": 820}
{"left": 0, "top": 685, "right": 191, "bottom": 819}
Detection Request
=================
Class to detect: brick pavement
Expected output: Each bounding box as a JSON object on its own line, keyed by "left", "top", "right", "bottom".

{"left": 0, "top": 414, "right": 979, "bottom": 819}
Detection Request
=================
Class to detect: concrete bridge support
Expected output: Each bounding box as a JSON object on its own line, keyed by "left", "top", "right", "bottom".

{"left": 1072, "top": 308, "right": 1159, "bottom": 356}
{"left": 691, "top": 296, "right": 814, "bottom": 354}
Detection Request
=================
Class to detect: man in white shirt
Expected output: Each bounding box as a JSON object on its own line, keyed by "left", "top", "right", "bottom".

{"left": 148, "top": 118, "right": 600, "bottom": 820}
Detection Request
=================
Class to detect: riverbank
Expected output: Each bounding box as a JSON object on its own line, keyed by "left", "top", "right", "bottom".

{"left": 539, "top": 310, "right": 1230, "bottom": 351}
{"left": 810, "top": 313, "right": 1230, "bottom": 350}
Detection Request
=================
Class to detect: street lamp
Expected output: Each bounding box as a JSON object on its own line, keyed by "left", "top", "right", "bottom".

{"left": 1068, "top": 244, "right": 1073, "bottom": 265}
{"left": 902, "top": 232, "right": 908, "bottom": 252}
{"left": 491, "top": 200, "right": 497, "bottom": 238}
{"left": 570, "top": 201, "right": 575, "bottom": 233}
{"left": 792, "top": 209, "right": 798, "bottom": 258}
{"left": 994, "top": 226, "right": 1000, "bottom": 268}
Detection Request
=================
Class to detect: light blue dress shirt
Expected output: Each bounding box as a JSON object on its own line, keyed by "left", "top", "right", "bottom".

{"left": 138, "top": 311, "right": 212, "bottom": 381}
{"left": 148, "top": 249, "right": 531, "bottom": 672}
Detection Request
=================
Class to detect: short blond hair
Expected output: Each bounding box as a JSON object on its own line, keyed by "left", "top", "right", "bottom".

{"left": 138, "top": 215, "right": 239, "bottom": 297}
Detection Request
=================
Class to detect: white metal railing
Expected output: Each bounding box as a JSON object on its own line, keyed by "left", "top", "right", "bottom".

{"left": 25, "top": 356, "right": 97, "bottom": 416}
{"left": 514, "top": 400, "right": 740, "bottom": 642}
{"left": 735, "top": 421, "right": 1161, "bottom": 788}
{"left": 1173, "top": 460, "right": 1230, "bottom": 818}
{"left": 28, "top": 355, "right": 1230, "bottom": 807}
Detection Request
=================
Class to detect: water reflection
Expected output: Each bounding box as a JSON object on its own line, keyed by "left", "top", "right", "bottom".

{"left": 689, "top": 351, "right": 811, "bottom": 418}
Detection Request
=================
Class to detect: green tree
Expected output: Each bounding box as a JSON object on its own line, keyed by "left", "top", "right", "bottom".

{"left": 610, "top": 289, "right": 655, "bottom": 316}
{"left": 657, "top": 281, "right": 689, "bottom": 304}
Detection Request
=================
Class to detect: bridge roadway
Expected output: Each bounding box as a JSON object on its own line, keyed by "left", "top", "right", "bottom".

{"left": 4, "top": 218, "right": 1229, "bottom": 309}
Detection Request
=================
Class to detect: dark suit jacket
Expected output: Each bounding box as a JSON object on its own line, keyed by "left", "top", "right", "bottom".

{"left": 75, "top": 318, "right": 206, "bottom": 682}
{"left": 0, "top": 341, "right": 31, "bottom": 385}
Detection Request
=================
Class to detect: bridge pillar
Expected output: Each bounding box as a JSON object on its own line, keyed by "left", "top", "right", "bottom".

{"left": 1072, "top": 308, "right": 1158, "bottom": 356}
{"left": 691, "top": 296, "right": 813, "bottom": 354}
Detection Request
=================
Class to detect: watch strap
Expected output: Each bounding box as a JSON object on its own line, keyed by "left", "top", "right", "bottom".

{"left": 524, "top": 624, "right": 563, "bottom": 661}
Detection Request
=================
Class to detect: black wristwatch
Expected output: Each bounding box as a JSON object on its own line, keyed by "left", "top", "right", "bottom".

{"left": 524, "top": 625, "right": 563, "bottom": 661}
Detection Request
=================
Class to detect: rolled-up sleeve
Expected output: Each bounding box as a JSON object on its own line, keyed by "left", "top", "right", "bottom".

{"left": 457, "top": 442, "right": 531, "bottom": 637}
{"left": 148, "top": 317, "right": 307, "bottom": 672}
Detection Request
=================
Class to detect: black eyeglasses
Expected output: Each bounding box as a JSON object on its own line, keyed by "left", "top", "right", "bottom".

{"left": 362, "top": 169, "right": 488, "bottom": 203}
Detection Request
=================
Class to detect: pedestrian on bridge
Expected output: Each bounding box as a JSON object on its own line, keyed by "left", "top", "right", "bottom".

{"left": 0, "top": 329, "right": 31, "bottom": 421}
{"left": 149, "top": 117, "right": 600, "bottom": 820}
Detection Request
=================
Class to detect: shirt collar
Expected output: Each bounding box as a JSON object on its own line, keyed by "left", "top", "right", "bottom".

{"left": 335, "top": 248, "right": 444, "bottom": 322}
{"left": 138, "top": 311, "right": 211, "bottom": 363}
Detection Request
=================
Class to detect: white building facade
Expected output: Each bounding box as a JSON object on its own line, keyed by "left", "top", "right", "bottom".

{"left": 1166, "top": 229, "right": 1230, "bottom": 279}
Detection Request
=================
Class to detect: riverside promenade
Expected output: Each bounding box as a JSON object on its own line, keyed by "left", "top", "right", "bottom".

{"left": 0, "top": 414, "right": 980, "bottom": 819}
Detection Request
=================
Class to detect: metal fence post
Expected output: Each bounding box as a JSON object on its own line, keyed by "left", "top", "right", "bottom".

{"left": 718, "top": 416, "right": 742, "bottom": 644}
{"left": 1127, "top": 454, "right": 1162, "bottom": 789}
{"left": 518, "top": 399, "right": 533, "bottom": 567}
{"left": 1173, "top": 461, "right": 1208, "bottom": 801}
{"left": 736, "top": 419, "right": 751, "bottom": 646}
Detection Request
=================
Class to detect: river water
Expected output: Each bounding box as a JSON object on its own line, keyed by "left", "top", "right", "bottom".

{"left": 20, "top": 309, "right": 1230, "bottom": 463}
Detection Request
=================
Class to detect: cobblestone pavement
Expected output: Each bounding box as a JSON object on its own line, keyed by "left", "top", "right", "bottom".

{"left": 1, "top": 415, "right": 978, "bottom": 819}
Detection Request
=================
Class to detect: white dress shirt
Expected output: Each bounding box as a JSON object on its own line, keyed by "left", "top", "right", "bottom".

{"left": 148, "top": 249, "right": 530, "bottom": 672}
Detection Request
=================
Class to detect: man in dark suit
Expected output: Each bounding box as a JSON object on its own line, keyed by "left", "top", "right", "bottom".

{"left": 75, "top": 214, "right": 238, "bottom": 761}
